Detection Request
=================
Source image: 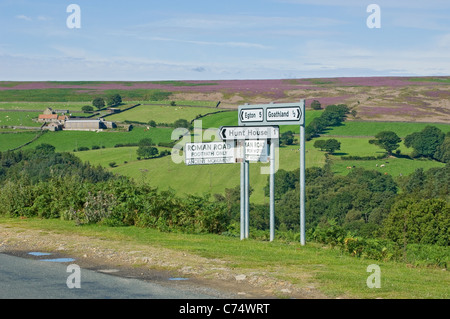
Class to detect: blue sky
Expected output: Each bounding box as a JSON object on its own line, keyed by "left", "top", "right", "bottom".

{"left": 1, "top": 0, "right": 449, "bottom": 81}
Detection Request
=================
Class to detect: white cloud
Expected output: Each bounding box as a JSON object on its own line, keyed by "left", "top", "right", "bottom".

{"left": 146, "top": 36, "right": 270, "bottom": 49}
{"left": 15, "top": 14, "right": 32, "bottom": 21}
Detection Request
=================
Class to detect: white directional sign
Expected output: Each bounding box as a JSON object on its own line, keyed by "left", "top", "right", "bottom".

{"left": 238, "top": 102, "right": 304, "bottom": 126}
{"left": 185, "top": 141, "right": 236, "bottom": 165}
{"left": 266, "top": 106, "right": 301, "bottom": 122}
{"left": 219, "top": 126, "right": 279, "bottom": 140}
{"left": 239, "top": 108, "right": 264, "bottom": 123}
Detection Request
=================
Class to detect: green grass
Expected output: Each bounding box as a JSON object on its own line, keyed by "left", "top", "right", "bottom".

{"left": 330, "top": 157, "right": 446, "bottom": 176}
{"left": 1, "top": 217, "right": 448, "bottom": 299}
{"left": 107, "top": 103, "right": 220, "bottom": 124}
{"left": 78, "top": 142, "right": 325, "bottom": 204}
{"left": 0, "top": 131, "right": 41, "bottom": 151}
{"left": 20, "top": 126, "right": 173, "bottom": 152}
{"left": 323, "top": 120, "right": 450, "bottom": 137}
{"left": 314, "top": 136, "right": 446, "bottom": 176}
{"left": 0, "top": 111, "right": 42, "bottom": 127}
{"left": 0, "top": 101, "right": 96, "bottom": 112}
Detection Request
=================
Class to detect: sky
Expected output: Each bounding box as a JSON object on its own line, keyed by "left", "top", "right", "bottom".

{"left": 0, "top": 0, "right": 450, "bottom": 81}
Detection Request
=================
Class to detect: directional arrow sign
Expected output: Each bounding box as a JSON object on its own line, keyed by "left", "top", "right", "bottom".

{"left": 266, "top": 106, "right": 301, "bottom": 122}
{"left": 238, "top": 101, "right": 305, "bottom": 126}
{"left": 239, "top": 108, "right": 264, "bottom": 123}
{"left": 219, "top": 126, "right": 279, "bottom": 140}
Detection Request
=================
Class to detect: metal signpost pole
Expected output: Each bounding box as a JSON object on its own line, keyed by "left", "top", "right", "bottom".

{"left": 240, "top": 142, "right": 245, "bottom": 241}
{"left": 245, "top": 158, "right": 250, "bottom": 238}
{"left": 299, "top": 100, "right": 306, "bottom": 246}
{"left": 269, "top": 139, "right": 275, "bottom": 242}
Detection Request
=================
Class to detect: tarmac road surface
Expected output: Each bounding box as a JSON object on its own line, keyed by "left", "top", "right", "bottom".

{"left": 0, "top": 252, "right": 228, "bottom": 299}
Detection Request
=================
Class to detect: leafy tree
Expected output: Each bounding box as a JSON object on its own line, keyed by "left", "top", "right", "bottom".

{"left": 148, "top": 120, "right": 157, "bottom": 128}
{"left": 138, "top": 138, "right": 153, "bottom": 147}
{"left": 81, "top": 105, "right": 94, "bottom": 113}
{"left": 173, "top": 119, "right": 190, "bottom": 129}
{"left": 434, "top": 133, "right": 450, "bottom": 163}
{"left": 324, "top": 139, "right": 341, "bottom": 154}
{"left": 404, "top": 126, "right": 445, "bottom": 159}
{"left": 264, "top": 169, "right": 298, "bottom": 200}
{"left": 136, "top": 146, "right": 159, "bottom": 159}
{"left": 369, "top": 131, "right": 402, "bottom": 155}
{"left": 107, "top": 93, "right": 122, "bottom": 107}
{"left": 310, "top": 100, "right": 322, "bottom": 110}
{"left": 382, "top": 198, "right": 449, "bottom": 246}
{"left": 92, "top": 97, "right": 105, "bottom": 110}
{"left": 313, "top": 140, "right": 326, "bottom": 151}
{"left": 280, "top": 131, "right": 294, "bottom": 145}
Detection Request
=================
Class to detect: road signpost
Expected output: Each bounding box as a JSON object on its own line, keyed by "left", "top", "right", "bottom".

{"left": 218, "top": 125, "right": 279, "bottom": 140}
{"left": 218, "top": 125, "right": 279, "bottom": 240}
{"left": 184, "top": 100, "right": 306, "bottom": 245}
{"left": 238, "top": 100, "right": 306, "bottom": 245}
{"left": 239, "top": 102, "right": 304, "bottom": 126}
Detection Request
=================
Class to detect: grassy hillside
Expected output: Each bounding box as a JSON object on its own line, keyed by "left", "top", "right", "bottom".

{"left": 107, "top": 103, "right": 220, "bottom": 125}
{"left": 75, "top": 143, "right": 326, "bottom": 204}
{"left": 323, "top": 120, "right": 450, "bottom": 137}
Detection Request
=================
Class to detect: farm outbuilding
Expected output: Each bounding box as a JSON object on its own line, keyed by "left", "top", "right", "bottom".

{"left": 64, "top": 119, "right": 103, "bottom": 131}
{"left": 64, "top": 118, "right": 116, "bottom": 131}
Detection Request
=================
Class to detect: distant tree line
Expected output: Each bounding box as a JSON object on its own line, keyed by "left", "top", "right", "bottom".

{"left": 368, "top": 126, "right": 449, "bottom": 163}
{"left": 305, "top": 104, "right": 349, "bottom": 140}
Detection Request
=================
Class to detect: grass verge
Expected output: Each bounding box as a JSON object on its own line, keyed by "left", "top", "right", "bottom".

{"left": 0, "top": 217, "right": 448, "bottom": 299}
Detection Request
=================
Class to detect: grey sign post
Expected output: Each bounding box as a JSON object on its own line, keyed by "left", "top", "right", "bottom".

{"left": 238, "top": 100, "right": 306, "bottom": 245}
{"left": 219, "top": 125, "right": 279, "bottom": 241}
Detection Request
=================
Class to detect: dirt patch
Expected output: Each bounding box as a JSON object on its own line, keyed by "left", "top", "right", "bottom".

{"left": 0, "top": 223, "right": 328, "bottom": 299}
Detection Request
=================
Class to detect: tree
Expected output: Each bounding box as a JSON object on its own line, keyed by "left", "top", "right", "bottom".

{"left": 382, "top": 198, "right": 449, "bottom": 246}
{"left": 138, "top": 138, "right": 153, "bottom": 147}
{"left": 280, "top": 131, "right": 294, "bottom": 145}
{"left": 324, "top": 139, "right": 341, "bottom": 154}
{"left": 92, "top": 97, "right": 105, "bottom": 110}
{"left": 404, "top": 126, "right": 445, "bottom": 159}
{"left": 148, "top": 120, "right": 157, "bottom": 128}
{"left": 434, "top": 133, "right": 450, "bottom": 163}
{"left": 310, "top": 100, "right": 322, "bottom": 110}
{"left": 313, "top": 140, "right": 327, "bottom": 151}
{"left": 369, "top": 131, "right": 402, "bottom": 155}
{"left": 264, "top": 169, "right": 298, "bottom": 200}
{"left": 137, "top": 146, "right": 159, "bottom": 159}
{"left": 107, "top": 93, "right": 122, "bottom": 107}
{"left": 81, "top": 105, "right": 94, "bottom": 113}
{"left": 173, "top": 119, "right": 190, "bottom": 129}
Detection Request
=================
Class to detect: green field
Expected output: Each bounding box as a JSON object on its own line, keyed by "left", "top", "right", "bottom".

{"left": 107, "top": 103, "right": 221, "bottom": 124}
{"left": 0, "top": 111, "right": 42, "bottom": 127}
{"left": 75, "top": 142, "right": 326, "bottom": 204}
{"left": 0, "top": 131, "right": 41, "bottom": 151}
{"left": 323, "top": 120, "right": 450, "bottom": 137}
{"left": 330, "top": 157, "right": 446, "bottom": 176}
{"left": 20, "top": 126, "right": 173, "bottom": 152}
{"left": 1, "top": 98, "right": 448, "bottom": 202}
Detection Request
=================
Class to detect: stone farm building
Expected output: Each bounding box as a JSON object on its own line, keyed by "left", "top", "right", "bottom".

{"left": 37, "top": 108, "right": 116, "bottom": 131}
{"left": 64, "top": 119, "right": 116, "bottom": 131}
